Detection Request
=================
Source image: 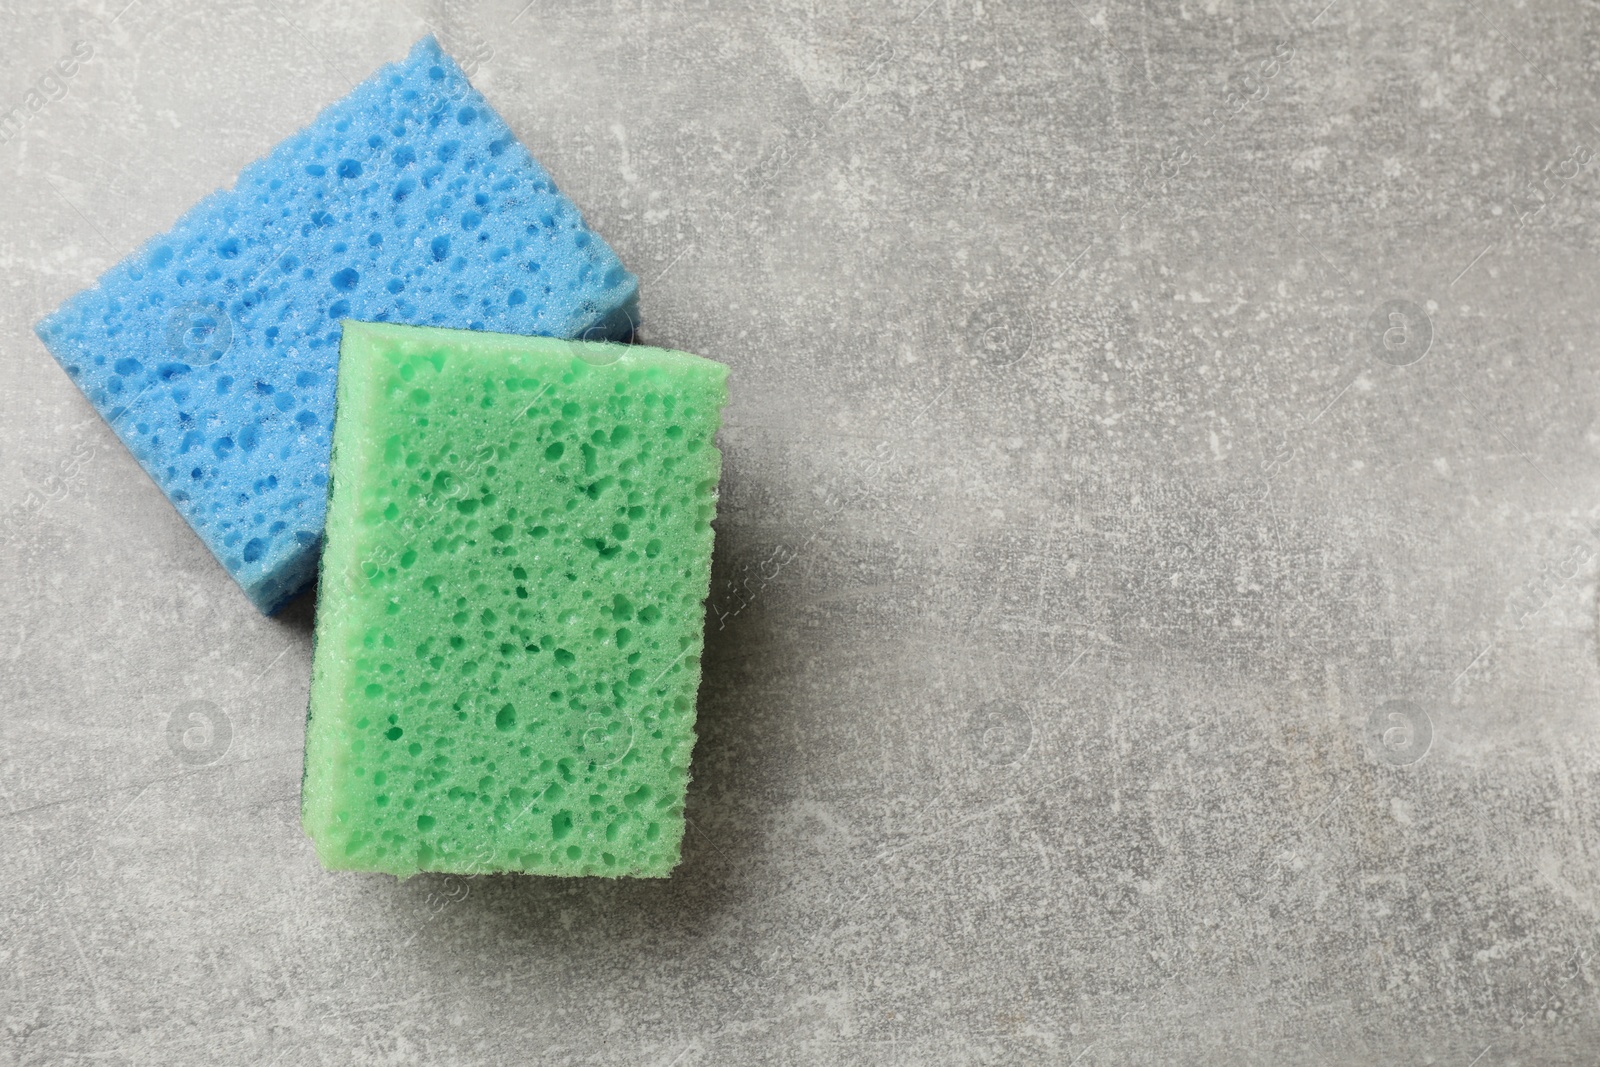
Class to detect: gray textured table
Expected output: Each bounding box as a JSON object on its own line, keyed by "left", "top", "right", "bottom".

{"left": 6, "top": 1, "right": 1600, "bottom": 1063}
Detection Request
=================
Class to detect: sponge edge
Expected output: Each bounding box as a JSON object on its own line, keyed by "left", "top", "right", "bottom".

{"left": 32, "top": 36, "right": 639, "bottom": 614}
{"left": 302, "top": 322, "right": 727, "bottom": 878}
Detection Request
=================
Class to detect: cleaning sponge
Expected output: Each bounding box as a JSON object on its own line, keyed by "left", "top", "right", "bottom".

{"left": 33, "top": 37, "right": 639, "bottom": 613}
{"left": 301, "top": 321, "right": 727, "bottom": 877}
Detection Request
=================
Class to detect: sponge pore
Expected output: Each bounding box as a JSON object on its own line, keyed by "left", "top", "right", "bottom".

{"left": 301, "top": 322, "right": 727, "bottom": 878}
{"left": 33, "top": 36, "right": 639, "bottom": 613}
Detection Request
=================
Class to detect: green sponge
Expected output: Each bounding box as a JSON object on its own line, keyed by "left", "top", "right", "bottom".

{"left": 301, "top": 321, "right": 727, "bottom": 878}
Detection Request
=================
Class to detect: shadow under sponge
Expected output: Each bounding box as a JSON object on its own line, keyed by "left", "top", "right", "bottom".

{"left": 301, "top": 321, "right": 728, "bottom": 878}
{"left": 33, "top": 36, "right": 639, "bottom": 613}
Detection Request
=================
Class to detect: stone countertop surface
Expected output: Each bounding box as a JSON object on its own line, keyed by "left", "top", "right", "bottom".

{"left": 4, "top": 1, "right": 1600, "bottom": 1063}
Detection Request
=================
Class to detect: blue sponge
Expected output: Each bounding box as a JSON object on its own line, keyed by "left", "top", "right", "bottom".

{"left": 34, "top": 37, "right": 639, "bottom": 613}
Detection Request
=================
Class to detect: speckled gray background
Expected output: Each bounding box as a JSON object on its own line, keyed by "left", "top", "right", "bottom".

{"left": 5, "top": 0, "right": 1600, "bottom": 1063}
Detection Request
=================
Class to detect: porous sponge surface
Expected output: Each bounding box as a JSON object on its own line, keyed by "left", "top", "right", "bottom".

{"left": 302, "top": 322, "right": 727, "bottom": 878}
{"left": 33, "top": 37, "right": 639, "bottom": 614}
